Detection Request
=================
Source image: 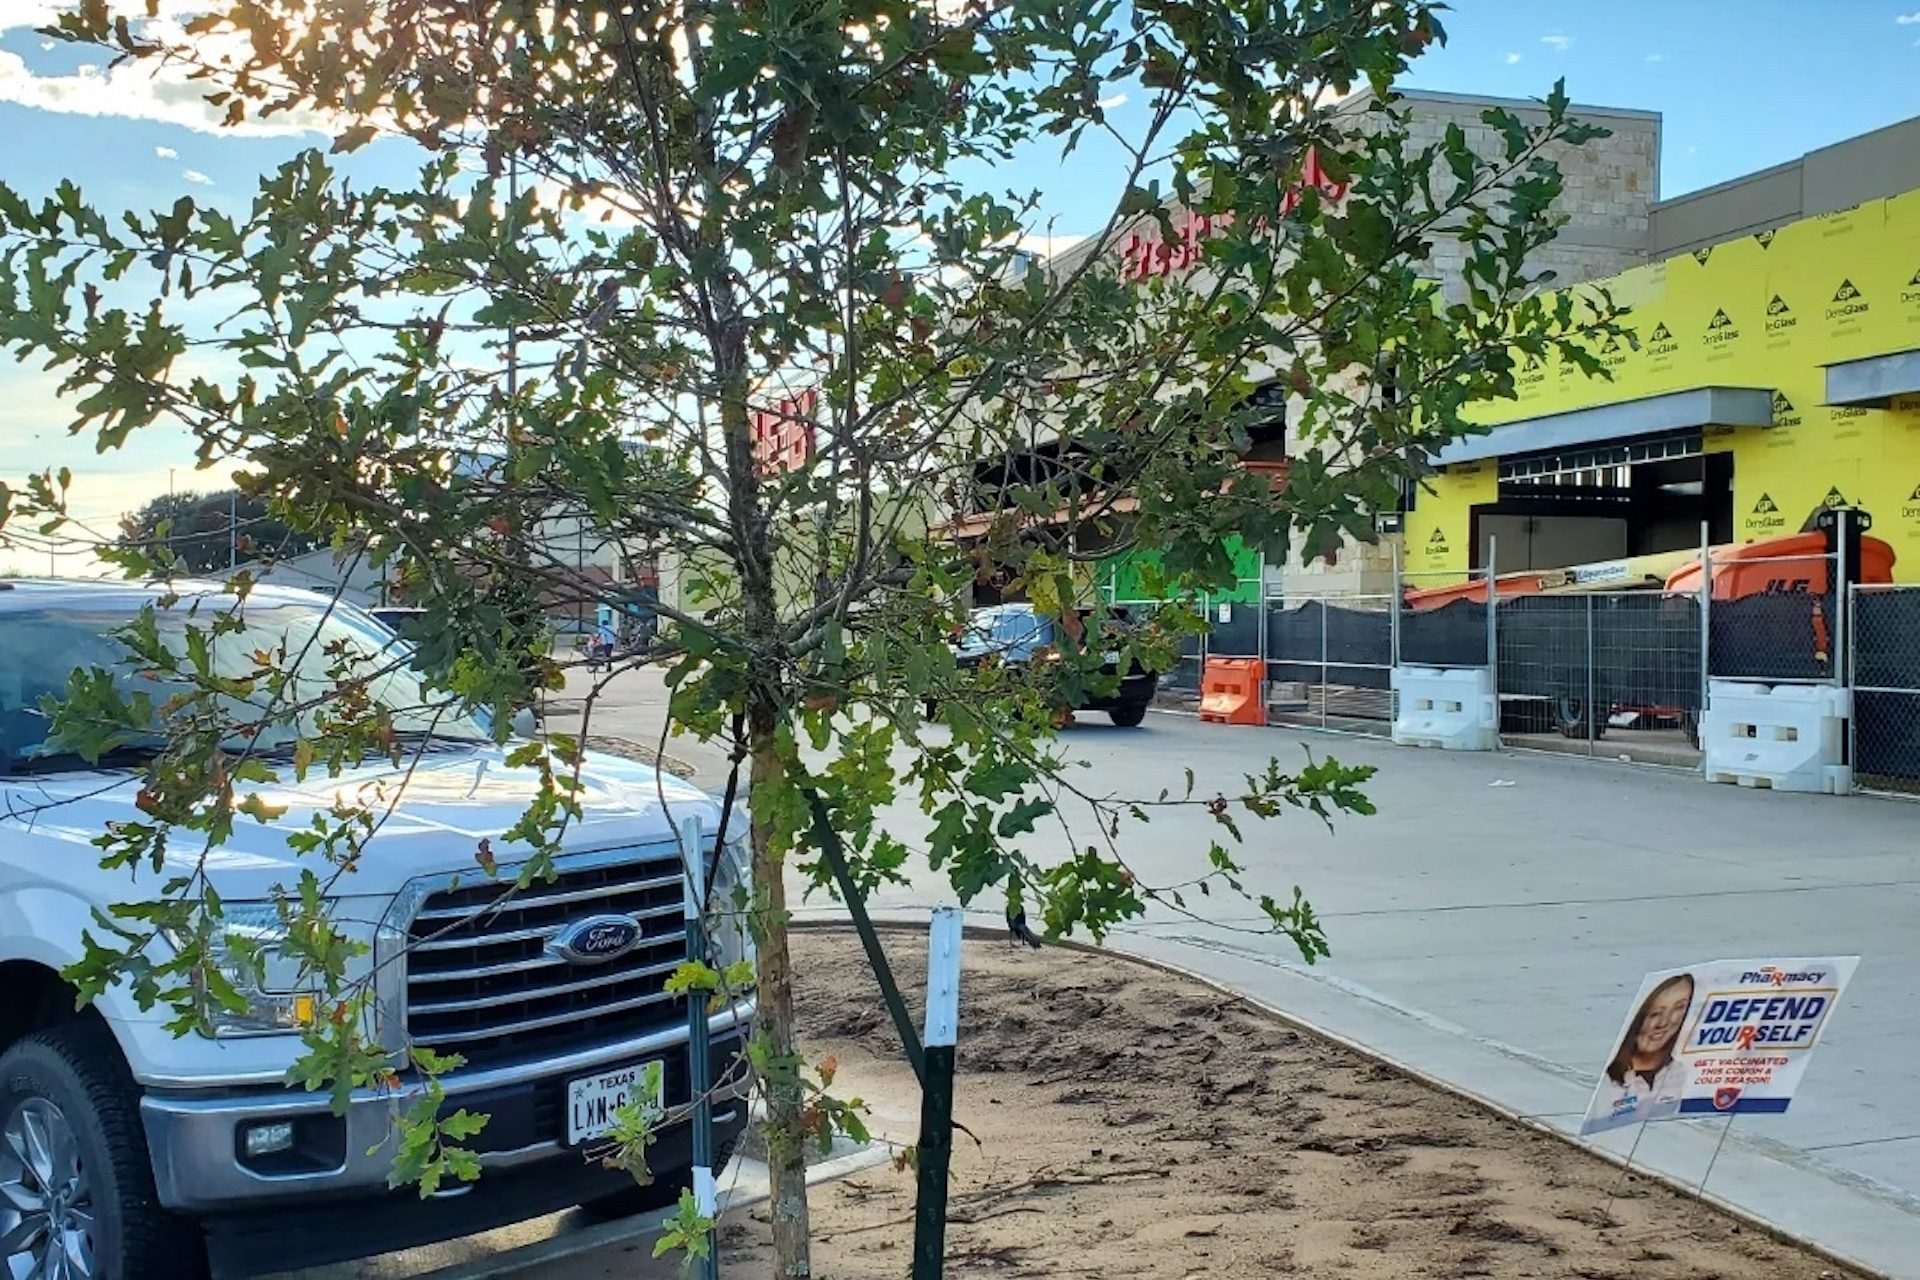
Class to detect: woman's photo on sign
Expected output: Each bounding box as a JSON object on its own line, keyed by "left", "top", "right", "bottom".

{"left": 1582, "top": 970, "right": 1696, "bottom": 1134}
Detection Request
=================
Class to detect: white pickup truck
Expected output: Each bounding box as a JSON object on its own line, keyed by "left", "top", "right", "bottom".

{"left": 0, "top": 579, "right": 752, "bottom": 1280}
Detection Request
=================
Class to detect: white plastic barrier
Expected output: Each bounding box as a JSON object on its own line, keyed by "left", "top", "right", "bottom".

{"left": 1702, "top": 680, "right": 1852, "bottom": 795}
{"left": 1391, "top": 666, "right": 1497, "bottom": 751}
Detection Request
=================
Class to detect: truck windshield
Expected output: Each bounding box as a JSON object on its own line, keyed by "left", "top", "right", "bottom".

{"left": 959, "top": 607, "right": 1051, "bottom": 655}
{"left": 0, "top": 598, "right": 491, "bottom": 773}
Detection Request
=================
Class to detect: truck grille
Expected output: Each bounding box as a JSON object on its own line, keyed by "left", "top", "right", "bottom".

{"left": 404, "top": 848, "right": 693, "bottom": 1068}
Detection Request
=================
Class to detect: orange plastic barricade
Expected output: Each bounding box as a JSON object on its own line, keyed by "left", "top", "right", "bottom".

{"left": 1198, "top": 657, "right": 1265, "bottom": 726}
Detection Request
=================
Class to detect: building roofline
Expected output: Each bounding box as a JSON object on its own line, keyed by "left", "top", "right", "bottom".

{"left": 1342, "top": 85, "right": 1662, "bottom": 123}
{"left": 1652, "top": 110, "right": 1920, "bottom": 210}
{"left": 1650, "top": 157, "right": 1802, "bottom": 211}
{"left": 1800, "top": 110, "right": 1920, "bottom": 162}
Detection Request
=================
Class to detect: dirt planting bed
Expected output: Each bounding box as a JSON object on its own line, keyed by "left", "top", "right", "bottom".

{"left": 717, "top": 930, "right": 1864, "bottom": 1280}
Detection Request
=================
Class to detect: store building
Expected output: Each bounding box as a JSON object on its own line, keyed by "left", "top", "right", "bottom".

{"left": 1405, "top": 112, "right": 1920, "bottom": 585}
{"left": 952, "top": 88, "right": 1666, "bottom": 601}
{"left": 916, "top": 92, "right": 1920, "bottom": 607}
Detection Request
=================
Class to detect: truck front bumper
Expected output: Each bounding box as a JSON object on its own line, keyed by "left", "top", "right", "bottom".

{"left": 197, "top": 1101, "right": 750, "bottom": 1278}
{"left": 139, "top": 1006, "right": 753, "bottom": 1216}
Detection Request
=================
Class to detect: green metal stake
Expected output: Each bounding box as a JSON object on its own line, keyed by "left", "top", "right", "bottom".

{"left": 911, "top": 908, "right": 964, "bottom": 1280}
{"left": 676, "top": 813, "right": 720, "bottom": 1280}
{"left": 806, "top": 793, "right": 964, "bottom": 1280}
{"left": 807, "top": 794, "right": 926, "bottom": 1082}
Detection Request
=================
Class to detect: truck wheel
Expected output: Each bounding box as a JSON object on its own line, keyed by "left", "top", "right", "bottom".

{"left": 576, "top": 1137, "right": 739, "bottom": 1223}
{"left": 0, "top": 1020, "right": 207, "bottom": 1280}
{"left": 1108, "top": 704, "right": 1148, "bottom": 728}
{"left": 1555, "top": 695, "right": 1602, "bottom": 740}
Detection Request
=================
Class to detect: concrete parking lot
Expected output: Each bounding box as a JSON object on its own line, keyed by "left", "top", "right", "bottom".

{"left": 555, "top": 662, "right": 1920, "bottom": 1276}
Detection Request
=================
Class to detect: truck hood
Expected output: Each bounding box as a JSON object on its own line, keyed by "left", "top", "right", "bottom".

{"left": 2, "top": 745, "right": 721, "bottom": 902}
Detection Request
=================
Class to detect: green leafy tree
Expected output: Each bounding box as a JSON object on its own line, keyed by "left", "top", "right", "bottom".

{"left": 117, "top": 487, "right": 327, "bottom": 574}
{"left": 0, "top": 1, "right": 1617, "bottom": 1275}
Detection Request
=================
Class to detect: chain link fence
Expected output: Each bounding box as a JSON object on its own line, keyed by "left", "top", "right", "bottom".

{"left": 1106, "top": 578, "right": 1261, "bottom": 701}
{"left": 1706, "top": 551, "right": 1841, "bottom": 685}
{"left": 1206, "top": 590, "right": 1265, "bottom": 662}
{"left": 1850, "top": 584, "right": 1920, "bottom": 796}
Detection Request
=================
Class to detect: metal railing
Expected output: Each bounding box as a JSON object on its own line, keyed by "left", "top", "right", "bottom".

{"left": 1107, "top": 533, "right": 1920, "bottom": 796}
{"left": 1395, "top": 568, "right": 1494, "bottom": 670}
{"left": 1262, "top": 589, "right": 1395, "bottom": 730}
{"left": 1108, "top": 596, "right": 1206, "bottom": 695}
{"left": 1494, "top": 590, "right": 1704, "bottom": 763}
{"left": 1850, "top": 583, "right": 1920, "bottom": 796}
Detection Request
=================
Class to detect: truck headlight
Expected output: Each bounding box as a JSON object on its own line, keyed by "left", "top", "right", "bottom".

{"left": 708, "top": 828, "right": 756, "bottom": 992}
{"left": 192, "top": 903, "right": 313, "bottom": 1038}
{"left": 186, "top": 902, "right": 375, "bottom": 1040}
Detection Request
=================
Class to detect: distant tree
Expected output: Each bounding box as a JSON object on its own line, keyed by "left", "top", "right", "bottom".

{"left": 118, "top": 488, "right": 325, "bottom": 574}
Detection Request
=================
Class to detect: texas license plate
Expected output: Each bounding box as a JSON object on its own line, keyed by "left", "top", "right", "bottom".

{"left": 566, "top": 1061, "right": 665, "bottom": 1145}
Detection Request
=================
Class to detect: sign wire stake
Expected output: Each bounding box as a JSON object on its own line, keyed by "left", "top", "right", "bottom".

{"left": 1602, "top": 1119, "right": 1650, "bottom": 1228}
{"left": 1697, "top": 1114, "right": 1737, "bottom": 1198}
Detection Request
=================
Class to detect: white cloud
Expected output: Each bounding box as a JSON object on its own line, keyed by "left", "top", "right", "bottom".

{"left": 154, "top": 144, "right": 178, "bottom": 159}
{"left": 181, "top": 168, "right": 213, "bottom": 186}
{"left": 0, "top": 49, "right": 336, "bottom": 137}
{"left": 1504, "top": 52, "right": 1523, "bottom": 65}
{"left": 0, "top": 3, "right": 59, "bottom": 35}
{"left": 1540, "top": 34, "right": 1573, "bottom": 50}
{"left": 1645, "top": 52, "right": 1665, "bottom": 63}
{"left": 0, "top": 456, "right": 242, "bottom": 576}
{"left": 1, "top": 1, "right": 207, "bottom": 36}
{"left": 0, "top": 352, "right": 245, "bottom": 576}
{"left": 1896, "top": 10, "right": 1920, "bottom": 22}
{"left": 0, "top": 5, "right": 351, "bottom": 139}
{"left": 1097, "top": 92, "right": 1128, "bottom": 110}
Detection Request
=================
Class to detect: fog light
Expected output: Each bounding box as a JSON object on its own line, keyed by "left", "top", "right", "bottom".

{"left": 243, "top": 1121, "right": 296, "bottom": 1159}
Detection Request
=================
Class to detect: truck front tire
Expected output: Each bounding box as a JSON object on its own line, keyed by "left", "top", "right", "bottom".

{"left": 0, "top": 1020, "right": 207, "bottom": 1280}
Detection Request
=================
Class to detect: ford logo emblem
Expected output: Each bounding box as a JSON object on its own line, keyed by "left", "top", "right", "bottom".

{"left": 550, "top": 914, "right": 643, "bottom": 965}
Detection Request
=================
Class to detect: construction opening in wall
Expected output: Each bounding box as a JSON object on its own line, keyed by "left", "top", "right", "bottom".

{"left": 1468, "top": 430, "right": 1734, "bottom": 571}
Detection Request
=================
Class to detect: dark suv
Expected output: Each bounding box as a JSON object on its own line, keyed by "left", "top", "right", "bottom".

{"left": 951, "top": 603, "right": 1158, "bottom": 727}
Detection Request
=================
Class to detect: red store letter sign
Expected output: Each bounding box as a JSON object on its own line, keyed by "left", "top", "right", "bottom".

{"left": 1118, "top": 149, "right": 1347, "bottom": 282}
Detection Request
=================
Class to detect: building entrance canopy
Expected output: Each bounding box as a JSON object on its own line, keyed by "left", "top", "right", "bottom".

{"left": 1430, "top": 386, "right": 1776, "bottom": 467}
{"left": 1825, "top": 349, "right": 1920, "bottom": 409}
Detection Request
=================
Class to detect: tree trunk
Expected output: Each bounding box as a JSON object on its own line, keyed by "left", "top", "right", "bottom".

{"left": 708, "top": 229, "right": 810, "bottom": 1274}
{"left": 748, "top": 699, "right": 813, "bottom": 1277}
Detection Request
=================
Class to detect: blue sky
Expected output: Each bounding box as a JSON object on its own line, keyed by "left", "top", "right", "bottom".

{"left": 4, "top": 1, "right": 1920, "bottom": 570}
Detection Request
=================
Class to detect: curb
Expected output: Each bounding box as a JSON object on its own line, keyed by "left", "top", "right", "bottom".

{"left": 790, "top": 915, "right": 1887, "bottom": 1280}
{"left": 402, "top": 1136, "right": 896, "bottom": 1280}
